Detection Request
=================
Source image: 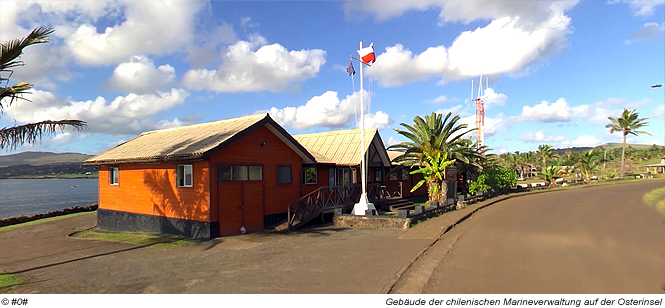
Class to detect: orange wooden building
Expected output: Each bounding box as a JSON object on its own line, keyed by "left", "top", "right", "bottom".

{"left": 83, "top": 114, "right": 315, "bottom": 239}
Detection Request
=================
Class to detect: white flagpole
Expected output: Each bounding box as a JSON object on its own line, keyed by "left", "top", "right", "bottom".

{"left": 352, "top": 40, "right": 375, "bottom": 216}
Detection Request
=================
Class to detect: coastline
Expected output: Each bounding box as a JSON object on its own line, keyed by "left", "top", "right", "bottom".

{"left": 0, "top": 204, "right": 98, "bottom": 228}
{"left": 0, "top": 175, "right": 98, "bottom": 179}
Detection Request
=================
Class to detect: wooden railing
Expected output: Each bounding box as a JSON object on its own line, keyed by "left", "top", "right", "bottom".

{"left": 287, "top": 183, "right": 387, "bottom": 230}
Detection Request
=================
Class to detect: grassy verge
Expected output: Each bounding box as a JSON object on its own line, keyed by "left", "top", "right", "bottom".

{"left": 0, "top": 212, "right": 95, "bottom": 232}
{"left": 643, "top": 187, "right": 665, "bottom": 214}
{"left": 0, "top": 271, "right": 25, "bottom": 292}
{"left": 71, "top": 229, "right": 197, "bottom": 249}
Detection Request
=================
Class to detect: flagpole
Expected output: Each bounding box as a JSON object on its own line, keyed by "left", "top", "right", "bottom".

{"left": 352, "top": 40, "right": 376, "bottom": 216}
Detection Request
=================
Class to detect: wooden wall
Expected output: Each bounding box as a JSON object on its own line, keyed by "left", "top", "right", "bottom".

{"left": 209, "top": 125, "right": 303, "bottom": 219}
{"left": 98, "top": 161, "right": 211, "bottom": 222}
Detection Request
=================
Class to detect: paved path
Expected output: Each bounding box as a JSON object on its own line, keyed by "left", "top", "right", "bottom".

{"left": 420, "top": 180, "right": 665, "bottom": 294}
{"left": 3, "top": 180, "right": 663, "bottom": 293}
{"left": 1, "top": 213, "right": 430, "bottom": 293}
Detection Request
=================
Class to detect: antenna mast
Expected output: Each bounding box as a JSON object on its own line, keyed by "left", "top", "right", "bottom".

{"left": 473, "top": 75, "right": 485, "bottom": 149}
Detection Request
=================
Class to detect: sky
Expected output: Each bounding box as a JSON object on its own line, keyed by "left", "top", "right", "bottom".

{"left": 1, "top": 0, "right": 664, "bottom": 156}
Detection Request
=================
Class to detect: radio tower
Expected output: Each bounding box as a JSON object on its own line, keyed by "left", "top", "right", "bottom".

{"left": 471, "top": 75, "right": 486, "bottom": 149}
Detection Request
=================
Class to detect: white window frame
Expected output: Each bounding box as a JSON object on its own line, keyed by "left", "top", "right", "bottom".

{"left": 177, "top": 164, "right": 193, "bottom": 187}
{"left": 109, "top": 167, "right": 119, "bottom": 185}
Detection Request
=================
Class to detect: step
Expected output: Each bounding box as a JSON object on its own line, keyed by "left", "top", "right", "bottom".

{"left": 388, "top": 200, "right": 413, "bottom": 208}
{"left": 390, "top": 203, "right": 416, "bottom": 212}
{"left": 386, "top": 198, "right": 411, "bottom": 205}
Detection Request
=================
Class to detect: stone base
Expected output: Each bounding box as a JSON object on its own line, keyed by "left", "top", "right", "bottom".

{"left": 333, "top": 214, "right": 410, "bottom": 229}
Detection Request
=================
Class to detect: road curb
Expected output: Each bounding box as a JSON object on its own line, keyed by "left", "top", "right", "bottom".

{"left": 382, "top": 179, "right": 665, "bottom": 294}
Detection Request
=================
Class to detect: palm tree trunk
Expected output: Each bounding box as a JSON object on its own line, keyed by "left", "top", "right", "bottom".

{"left": 440, "top": 180, "right": 448, "bottom": 204}
{"left": 621, "top": 133, "right": 626, "bottom": 178}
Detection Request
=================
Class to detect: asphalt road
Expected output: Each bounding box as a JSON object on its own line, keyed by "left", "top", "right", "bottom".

{"left": 423, "top": 180, "right": 665, "bottom": 293}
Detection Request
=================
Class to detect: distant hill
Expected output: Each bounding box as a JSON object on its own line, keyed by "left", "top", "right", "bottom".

{"left": 0, "top": 151, "right": 93, "bottom": 167}
{"left": 553, "top": 143, "right": 664, "bottom": 155}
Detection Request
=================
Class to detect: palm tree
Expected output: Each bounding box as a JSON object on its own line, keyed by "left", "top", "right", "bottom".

{"left": 390, "top": 112, "right": 476, "bottom": 200}
{"left": 575, "top": 150, "right": 606, "bottom": 182}
{"left": 410, "top": 151, "right": 455, "bottom": 203}
{"left": 540, "top": 166, "right": 562, "bottom": 186}
{"left": 537, "top": 144, "right": 559, "bottom": 171}
{"left": 0, "top": 27, "right": 86, "bottom": 150}
{"left": 606, "top": 109, "right": 650, "bottom": 178}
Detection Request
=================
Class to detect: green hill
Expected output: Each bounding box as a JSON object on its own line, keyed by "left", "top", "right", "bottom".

{"left": 0, "top": 151, "right": 93, "bottom": 167}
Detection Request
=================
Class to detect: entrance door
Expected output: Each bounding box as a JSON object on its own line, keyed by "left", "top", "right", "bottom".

{"left": 217, "top": 165, "right": 264, "bottom": 236}
{"left": 219, "top": 181, "right": 243, "bottom": 236}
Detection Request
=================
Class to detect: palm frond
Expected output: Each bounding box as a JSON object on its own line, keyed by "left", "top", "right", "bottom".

{"left": 0, "top": 120, "right": 87, "bottom": 150}
{"left": 1, "top": 27, "right": 55, "bottom": 71}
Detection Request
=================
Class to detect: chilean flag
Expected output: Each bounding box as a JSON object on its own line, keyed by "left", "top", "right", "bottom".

{"left": 357, "top": 42, "right": 375, "bottom": 64}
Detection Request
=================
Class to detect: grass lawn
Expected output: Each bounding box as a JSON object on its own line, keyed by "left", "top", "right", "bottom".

{"left": 71, "top": 229, "right": 197, "bottom": 249}
{"left": 643, "top": 187, "right": 665, "bottom": 214}
{"left": 0, "top": 271, "right": 25, "bottom": 292}
{"left": 0, "top": 211, "right": 95, "bottom": 232}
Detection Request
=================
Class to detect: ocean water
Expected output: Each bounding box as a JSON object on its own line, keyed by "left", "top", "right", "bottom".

{"left": 0, "top": 178, "right": 98, "bottom": 219}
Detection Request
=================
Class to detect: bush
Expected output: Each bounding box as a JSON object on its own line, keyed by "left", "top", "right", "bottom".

{"left": 469, "top": 166, "right": 517, "bottom": 195}
{"left": 469, "top": 174, "right": 491, "bottom": 195}
{"left": 484, "top": 166, "right": 518, "bottom": 190}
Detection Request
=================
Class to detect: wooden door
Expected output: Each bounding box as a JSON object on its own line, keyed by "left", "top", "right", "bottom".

{"left": 219, "top": 181, "right": 243, "bottom": 236}
{"left": 242, "top": 181, "right": 264, "bottom": 232}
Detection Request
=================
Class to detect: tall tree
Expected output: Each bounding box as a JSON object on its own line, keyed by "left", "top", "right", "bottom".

{"left": 390, "top": 112, "right": 477, "bottom": 201}
{"left": 536, "top": 144, "right": 559, "bottom": 171}
{"left": 0, "top": 27, "right": 86, "bottom": 150}
{"left": 605, "top": 109, "right": 650, "bottom": 178}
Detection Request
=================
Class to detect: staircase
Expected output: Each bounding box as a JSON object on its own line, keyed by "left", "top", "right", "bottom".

{"left": 385, "top": 197, "right": 416, "bottom": 212}
{"left": 286, "top": 183, "right": 387, "bottom": 230}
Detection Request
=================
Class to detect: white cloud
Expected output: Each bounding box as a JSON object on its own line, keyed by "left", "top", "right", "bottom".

{"left": 64, "top": 0, "right": 204, "bottom": 66}
{"left": 3, "top": 89, "right": 190, "bottom": 135}
{"left": 625, "top": 22, "right": 665, "bottom": 44}
{"left": 610, "top": 0, "right": 665, "bottom": 16}
{"left": 344, "top": 0, "right": 576, "bottom": 25}
{"left": 350, "top": 2, "right": 574, "bottom": 87}
{"left": 520, "top": 131, "right": 566, "bottom": 143}
{"left": 384, "top": 136, "right": 400, "bottom": 147}
{"left": 185, "top": 22, "right": 238, "bottom": 69}
{"left": 459, "top": 113, "right": 509, "bottom": 138}
{"left": 436, "top": 105, "right": 468, "bottom": 117}
{"left": 361, "top": 111, "right": 392, "bottom": 130}
{"left": 561, "top": 135, "right": 601, "bottom": 147}
{"left": 425, "top": 95, "right": 449, "bottom": 104}
{"left": 240, "top": 16, "right": 259, "bottom": 28}
{"left": 182, "top": 36, "right": 326, "bottom": 93}
{"left": 104, "top": 56, "right": 175, "bottom": 94}
{"left": 372, "top": 14, "right": 570, "bottom": 86}
{"left": 519, "top": 98, "right": 589, "bottom": 122}
{"left": 482, "top": 88, "right": 508, "bottom": 109}
{"left": 265, "top": 90, "right": 391, "bottom": 130}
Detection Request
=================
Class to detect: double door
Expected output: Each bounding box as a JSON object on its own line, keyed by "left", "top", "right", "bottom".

{"left": 217, "top": 166, "right": 264, "bottom": 236}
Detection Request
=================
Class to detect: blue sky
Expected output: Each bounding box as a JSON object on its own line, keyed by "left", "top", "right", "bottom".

{"left": 1, "top": 0, "right": 664, "bottom": 155}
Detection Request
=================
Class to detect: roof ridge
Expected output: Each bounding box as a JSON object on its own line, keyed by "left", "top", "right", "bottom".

{"left": 140, "top": 113, "right": 267, "bottom": 136}
{"left": 293, "top": 127, "right": 378, "bottom": 138}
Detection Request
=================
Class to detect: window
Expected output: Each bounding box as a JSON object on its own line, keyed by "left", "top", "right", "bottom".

{"left": 177, "top": 165, "right": 193, "bottom": 187}
{"left": 109, "top": 167, "right": 119, "bottom": 185}
{"left": 402, "top": 169, "right": 410, "bottom": 180}
{"left": 375, "top": 168, "right": 383, "bottom": 182}
{"left": 249, "top": 166, "right": 262, "bottom": 181}
{"left": 233, "top": 166, "right": 248, "bottom": 181}
{"left": 328, "top": 167, "right": 336, "bottom": 186}
{"left": 218, "top": 165, "right": 262, "bottom": 181}
{"left": 302, "top": 167, "right": 317, "bottom": 184}
{"left": 277, "top": 166, "right": 292, "bottom": 184}
{"left": 218, "top": 166, "right": 232, "bottom": 181}
{"left": 389, "top": 168, "right": 398, "bottom": 181}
